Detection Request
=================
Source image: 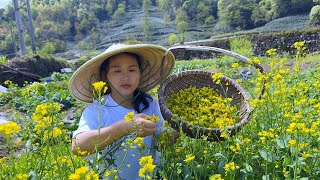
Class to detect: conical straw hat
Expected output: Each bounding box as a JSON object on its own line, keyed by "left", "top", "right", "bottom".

{"left": 69, "top": 43, "right": 175, "bottom": 103}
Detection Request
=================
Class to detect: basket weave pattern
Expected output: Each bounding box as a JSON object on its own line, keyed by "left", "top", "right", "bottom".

{"left": 158, "top": 70, "right": 251, "bottom": 141}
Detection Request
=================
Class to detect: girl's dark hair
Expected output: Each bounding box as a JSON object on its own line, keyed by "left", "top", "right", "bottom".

{"left": 99, "top": 52, "right": 152, "bottom": 113}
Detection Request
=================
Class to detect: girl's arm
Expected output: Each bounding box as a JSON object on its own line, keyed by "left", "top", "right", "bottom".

{"left": 72, "top": 114, "right": 156, "bottom": 155}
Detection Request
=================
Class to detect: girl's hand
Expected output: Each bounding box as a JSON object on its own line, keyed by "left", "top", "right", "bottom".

{"left": 126, "top": 113, "right": 156, "bottom": 137}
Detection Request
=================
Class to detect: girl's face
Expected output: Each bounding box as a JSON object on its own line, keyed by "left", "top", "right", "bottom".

{"left": 106, "top": 53, "right": 141, "bottom": 98}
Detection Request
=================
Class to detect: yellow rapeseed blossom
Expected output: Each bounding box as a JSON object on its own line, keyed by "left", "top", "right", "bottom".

{"left": 184, "top": 154, "right": 195, "bottom": 163}
{"left": 209, "top": 174, "right": 224, "bottom": 180}
{"left": 145, "top": 114, "right": 160, "bottom": 122}
{"left": 230, "top": 143, "right": 241, "bottom": 154}
{"left": 4, "top": 80, "right": 12, "bottom": 85}
{"left": 133, "top": 137, "right": 145, "bottom": 149}
{"left": 124, "top": 112, "right": 134, "bottom": 122}
{"left": 212, "top": 73, "right": 223, "bottom": 84}
{"left": 224, "top": 161, "right": 239, "bottom": 172}
{"left": 75, "top": 166, "right": 88, "bottom": 174}
{"left": 301, "top": 152, "right": 310, "bottom": 159}
{"left": 69, "top": 166, "right": 92, "bottom": 180}
{"left": 139, "top": 156, "right": 156, "bottom": 178}
{"left": 231, "top": 63, "right": 239, "bottom": 69}
{"left": 266, "top": 48, "right": 277, "bottom": 57}
{"left": 92, "top": 81, "right": 107, "bottom": 92}
{"left": 0, "top": 121, "right": 21, "bottom": 136}
{"left": 288, "top": 139, "right": 297, "bottom": 146}
{"left": 293, "top": 65, "right": 300, "bottom": 72}
{"left": 68, "top": 174, "right": 80, "bottom": 180}
{"left": 248, "top": 57, "right": 261, "bottom": 64}
{"left": 86, "top": 170, "right": 99, "bottom": 180}
{"left": 16, "top": 173, "right": 28, "bottom": 180}
{"left": 294, "top": 41, "right": 305, "bottom": 51}
{"left": 105, "top": 169, "right": 118, "bottom": 177}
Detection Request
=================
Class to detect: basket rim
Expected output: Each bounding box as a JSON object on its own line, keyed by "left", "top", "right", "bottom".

{"left": 158, "top": 70, "right": 251, "bottom": 132}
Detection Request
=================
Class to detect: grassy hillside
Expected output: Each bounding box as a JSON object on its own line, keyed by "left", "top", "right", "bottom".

{"left": 209, "top": 14, "right": 312, "bottom": 41}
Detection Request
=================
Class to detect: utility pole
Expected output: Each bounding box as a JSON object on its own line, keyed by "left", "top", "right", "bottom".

{"left": 12, "top": 0, "right": 27, "bottom": 56}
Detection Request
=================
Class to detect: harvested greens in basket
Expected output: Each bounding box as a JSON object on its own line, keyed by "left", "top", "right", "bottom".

{"left": 167, "top": 86, "right": 239, "bottom": 129}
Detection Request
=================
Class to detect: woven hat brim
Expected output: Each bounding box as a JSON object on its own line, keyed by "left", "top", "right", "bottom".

{"left": 69, "top": 44, "right": 175, "bottom": 103}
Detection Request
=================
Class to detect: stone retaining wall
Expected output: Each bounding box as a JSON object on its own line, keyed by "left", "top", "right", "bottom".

{"left": 172, "top": 28, "right": 320, "bottom": 60}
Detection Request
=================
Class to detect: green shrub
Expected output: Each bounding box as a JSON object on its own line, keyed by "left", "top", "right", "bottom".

{"left": 39, "top": 42, "right": 55, "bottom": 55}
{"left": 123, "top": 39, "right": 142, "bottom": 45}
{"left": 76, "top": 56, "right": 90, "bottom": 67}
{"left": 50, "top": 72, "right": 71, "bottom": 82}
{"left": 78, "top": 41, "right": 94, "bottom": 50}
{"left": 52, "top": 39, "right": 66, "bottom": 53}
{"left": 230, "top": 38, "right": 253, "bottom": 57}
{"left": 168, "top": 34, "right": 178, "bottom": 45}
{"left": 309, "top": 5, "right": 320, "bottom": 25}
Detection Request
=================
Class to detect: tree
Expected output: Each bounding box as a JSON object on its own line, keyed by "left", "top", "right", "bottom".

{"left": 218, "top": 0, "right": 257, "bottom": 29}
{"left": 309, "top": 5, "right": 320, "bottom": 25}
{"left": 26, "top": 0, "right": 37, "bottom": 54}
{"left": 12, "top": 0, "right": 27, "bottom": 56}
{"left": 142, "top": 0, "right": 151, "bottom": 40}
{"left": 196, "top": 2, "right": 211, "bottom": 24}
{"left": 175, "top": 8, "right": 188, "bottom": 44}
{"left": 157, "top": 0, "right": 175, "bottom": 22}
{"left": 112, "top": 2, "right": 125, "bottom": 20}
{"left": 168, "top": 33, "right": 177, "bottom": 45}
{"left": 177, "top": 21, "right": 187, "bottom": 44}
{"left": 289, "top": 0, "right": 314, "bottom": 14}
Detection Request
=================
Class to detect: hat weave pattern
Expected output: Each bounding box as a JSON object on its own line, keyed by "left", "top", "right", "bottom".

{"left": 69, "top": 44, "right": 175, "bottom": 103}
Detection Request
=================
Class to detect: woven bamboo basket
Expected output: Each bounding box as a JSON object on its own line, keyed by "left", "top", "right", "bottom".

{"left": 158, "top": 45, "right": 265, "bottom": 141}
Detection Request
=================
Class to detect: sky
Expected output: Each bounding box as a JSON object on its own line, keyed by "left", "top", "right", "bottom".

{"left": 0, "top": 0, "right": 11, "bottom": 9}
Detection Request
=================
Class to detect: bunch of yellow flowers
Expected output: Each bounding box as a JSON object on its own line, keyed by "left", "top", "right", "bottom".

{"left": 139, "top": 156, "right": 156, "bottom": 179}
{"left": 68, "top": 166, "right": 99, "bottom": 180}
{"left": 167, "top": 86, "right": 238, "bottom": 129}
{"left": 0, "top": 121, "right": 20, "bottom": 136}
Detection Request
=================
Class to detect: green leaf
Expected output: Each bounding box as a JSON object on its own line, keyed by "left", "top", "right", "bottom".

{"left": 259, "top": 150, "right": 278, "bottom": 162}
{"left": 217, "top": 160, "right": 225, "bottom": 175}
{"left": 276, "top": 139, "right": 286, "bottom": 148}
{"left": 262, "top": 175, "right": 270, "bottom": 180}
{"left": 214, "top": 153, "right": 227, "bottom": 160}
{"left": 244, "top": 163, "right": 253, "bottom": 172}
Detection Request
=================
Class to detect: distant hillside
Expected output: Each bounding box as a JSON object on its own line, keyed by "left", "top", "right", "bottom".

{"left": 0, "top": 0, "right": 318, "bottom": 58}
{"left": 94, "top": 6, "right": 214, "bottom": 49}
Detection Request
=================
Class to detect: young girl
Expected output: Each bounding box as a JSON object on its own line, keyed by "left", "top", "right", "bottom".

{"left": 68, "top": 44, "right": 177, "bottom": 179}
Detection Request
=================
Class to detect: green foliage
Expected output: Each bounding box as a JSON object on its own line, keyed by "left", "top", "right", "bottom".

{"left": 113, "top": 3, "right": 125, "bottom": 20}
{"left": 204, "top": 16, "right": 215, "bottom": 26}
{"left": 175, "top": 8, "right": 188, "bottom": 22}
{"left": 309, "top": 5, "right": 320, "bottom": 25}
{"left": 173, "top": 59, "right": 215, "bottom": 74}
{"left": 0, "top": 56, "right": 7, "bottom": 63}
{"left": 123, "top": 39, "right": 143, "bottom": 45}
{"left": 39, "top": 42, "right": 55, "bottom": 55}
{"left": 50, "top": 72, "right": 72, "bottom": 82}
{"left": 168, "top": 34, "right": 178, "bottom": 45}
{"left": 77, "top": 41, "right": 94, "bottom": 50}
{"left": 0, "top": 0, "right": 317, "bottom": 57}
{"left": 230, "top": 38, "right": 253, "bottom": 57}
{"left": 76, "top": 56, "right": 90, "bottom": 67}
{"left": 52, "top": 39, "right": 66, "bottom": 53}
{"left": 142, "top": 0, "right": 151, "bottom": 39}
{"left": 177, "top": 21, "right": 188, "bottom": 43}
{"left": 0, "top": 80, "right": 75, "bottom": 113}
